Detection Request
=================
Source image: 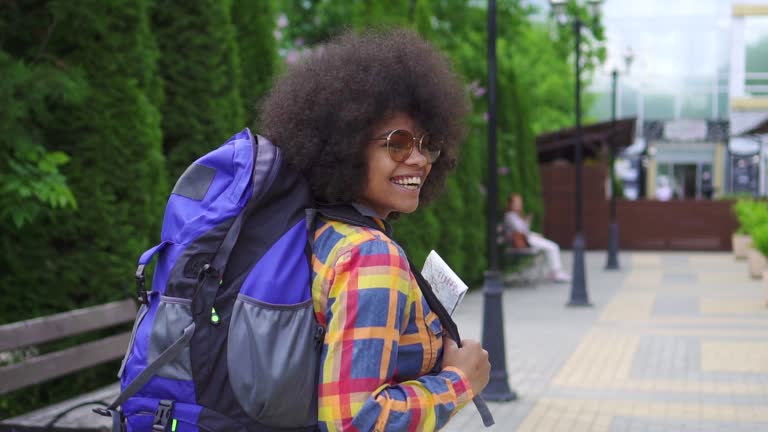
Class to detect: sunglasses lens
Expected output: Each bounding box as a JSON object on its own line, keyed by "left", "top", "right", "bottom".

{"left": 387, "top": 130, "right": 414, "bottom": 162}
{"left": 420, "top": 134, "right": 441, "bottom": 163}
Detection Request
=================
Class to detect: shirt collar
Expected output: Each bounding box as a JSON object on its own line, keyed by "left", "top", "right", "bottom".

{"left": 351, "top": 203, "right": 392, "bottom": 235}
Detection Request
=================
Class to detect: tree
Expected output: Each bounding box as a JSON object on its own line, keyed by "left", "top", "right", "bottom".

{"left": 152, "top": 0, "right": 245, "bottom": 179}
{"left": 232, "top": 0, "right": 278, "bottom": 126}
{"left": 269, "top": 0, "right": 603, "bottom": 285}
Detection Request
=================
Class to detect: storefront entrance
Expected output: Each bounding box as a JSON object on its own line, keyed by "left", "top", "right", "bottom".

{"left": 656, "top": 162, "right": 714, "bottom": 199}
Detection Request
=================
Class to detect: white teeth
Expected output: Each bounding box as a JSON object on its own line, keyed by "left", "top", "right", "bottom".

{"left": 391, "top": 176, "right": 422, "bottom": 191}
{"left": 391, "top": 176, "right": 421, "bottom": 187}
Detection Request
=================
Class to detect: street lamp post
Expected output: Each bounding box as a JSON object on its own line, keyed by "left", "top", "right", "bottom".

{"left": 481, "top": 0, "right": 517, "bottom": 402}
{"left": 606, "top": 48, "right": 633, "bottom": 270}
{"left": 549, "top": 0, "right": 602, "bottom": 307}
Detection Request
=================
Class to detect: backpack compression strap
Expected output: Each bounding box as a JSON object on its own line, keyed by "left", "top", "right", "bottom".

{"left": 315, "top": 205, "right": 494, "bottom": 427}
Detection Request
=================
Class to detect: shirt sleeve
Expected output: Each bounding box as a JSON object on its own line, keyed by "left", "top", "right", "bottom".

{"left": 505, "top": 212, "right": 530, "bottom": 235}
{"left": 317, "top": 238, "right": 474, "bottom": 432}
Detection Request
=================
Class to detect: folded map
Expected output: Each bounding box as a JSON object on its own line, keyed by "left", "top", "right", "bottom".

{"left": 421, "top": 250, "right": 468, "bottom": 316}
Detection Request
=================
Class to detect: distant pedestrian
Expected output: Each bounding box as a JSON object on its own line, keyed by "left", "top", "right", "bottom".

{"left": 655, "top": 175, "right": 673, "bottom": 201}
{"left": 503, "top": 193, "right": 570, "bottom": 283}
{"left": 701, "top": 171, "right": 714, "bottom": 199}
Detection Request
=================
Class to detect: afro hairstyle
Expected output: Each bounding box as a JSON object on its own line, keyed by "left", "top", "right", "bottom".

{"left": 258, "top": 28, "right": 470, "bottom": 207}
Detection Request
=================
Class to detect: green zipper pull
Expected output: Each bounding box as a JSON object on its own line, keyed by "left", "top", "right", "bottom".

{"left": 171, "top": 418, "right": 178, "bottom": 432}
{"left": 211, "top": 307, "right": 220, "bottom": 325}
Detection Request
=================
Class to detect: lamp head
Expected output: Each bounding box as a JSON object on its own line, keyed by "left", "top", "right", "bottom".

{"left": 623, "top": 46, "right": 635, "bottom": 74}
{"left": 587, "top": 0, "right": 603, "bottom": 17}
{"left": 548, "top": 0, "right": 568, "bottom": 24}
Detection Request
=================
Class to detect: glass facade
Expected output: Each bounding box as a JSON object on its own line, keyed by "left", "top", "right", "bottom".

{"left": 745, "top": 16, "right": 768, "bottom": 97}
{"left": 585, "top": 0, "right": 733, "bottom": 122}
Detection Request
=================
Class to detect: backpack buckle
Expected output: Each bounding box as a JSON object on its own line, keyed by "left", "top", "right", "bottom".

{"left": 92, "top": 407, "right": 111, "bottom": 417}
{"left": 152, "top": 399, "right": 174, "bottom": 431}
{"left": 136, "top": 264, "right": 149, "bottom": 305}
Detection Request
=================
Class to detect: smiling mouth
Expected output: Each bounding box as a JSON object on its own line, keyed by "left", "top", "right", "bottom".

{"left": 390, "top": 176, "right": 422, "bottom": 191}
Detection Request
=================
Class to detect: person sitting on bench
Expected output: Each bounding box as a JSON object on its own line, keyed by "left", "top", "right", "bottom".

{"left": 503, "top": 193, "right": 570, "bottom": 283}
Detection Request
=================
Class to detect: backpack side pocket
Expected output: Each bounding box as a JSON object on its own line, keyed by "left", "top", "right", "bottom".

{"left": 227, "top": 295, "right": 320, "bottom": 428}
{"left": 148, "top": 296, "right": 194, "bottom": 380}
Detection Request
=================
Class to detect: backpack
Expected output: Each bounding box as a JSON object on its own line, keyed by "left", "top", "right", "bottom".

{"left": 97, "top": 129, "right": 492, "bottom": 431}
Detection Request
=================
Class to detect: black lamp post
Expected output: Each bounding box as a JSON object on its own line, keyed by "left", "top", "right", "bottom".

{"left": 549, "top": 0, "right": 602, "bottom": 307}
{"left": 481, "top": 0, "right": 517, "bottom": 402}
{"left": 605, "top": 47, "right": 633, "bottom": 270}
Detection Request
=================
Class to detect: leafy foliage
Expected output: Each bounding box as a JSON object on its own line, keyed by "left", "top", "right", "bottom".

{"left": 751, "top": 223, "right": 768, "bottom": 257}
{"left": 0, "top": 51, "right": 82, "bottom": 229}
{"left": 733, "top": 198, "right": 768, "bottom": 236}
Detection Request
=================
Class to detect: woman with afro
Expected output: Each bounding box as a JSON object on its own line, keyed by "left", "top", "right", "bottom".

{"left": 259, "top": 29, "right": 491, "bottom": 431}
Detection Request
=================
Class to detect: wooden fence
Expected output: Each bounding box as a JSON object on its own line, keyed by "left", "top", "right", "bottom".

{"left": 539, "top": 165, "right": 738, "bottom": 250}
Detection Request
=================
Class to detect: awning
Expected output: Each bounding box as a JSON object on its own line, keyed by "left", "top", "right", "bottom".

{"left": 535, "top": 117, "right": 636, "bottom": 164}
{"left": 737, "top": 117, "right": 768, "bottom": 136}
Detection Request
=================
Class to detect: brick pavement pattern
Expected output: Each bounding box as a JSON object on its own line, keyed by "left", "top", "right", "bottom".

{"left": 442, "top": 252, "right": 768, "bottom": 432}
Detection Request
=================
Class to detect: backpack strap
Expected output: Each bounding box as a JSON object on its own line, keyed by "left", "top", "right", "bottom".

{"left": 96, "top": 322, "right": 196, "bottom": 431}
{"left": 406, "top": 260, "right": 460, "bottom": 343}
{"left": 316, "top": 204, "right": 494, "bottom": 427}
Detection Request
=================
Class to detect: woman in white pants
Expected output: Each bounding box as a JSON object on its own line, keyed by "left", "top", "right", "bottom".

{"left": 504, "top": 194, "right": 570, "bottom": 283}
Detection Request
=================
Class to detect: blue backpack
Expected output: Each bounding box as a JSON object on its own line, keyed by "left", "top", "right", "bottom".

{"left": 97, "top": 129, "right": 492, "bottom": 431}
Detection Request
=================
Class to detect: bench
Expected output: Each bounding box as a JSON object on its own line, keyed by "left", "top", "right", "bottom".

{"left": 497, "top": 225, "right": 547, "bottom": 287}
{"left": 0, "top": 299, "right": 137, "bottom": 431}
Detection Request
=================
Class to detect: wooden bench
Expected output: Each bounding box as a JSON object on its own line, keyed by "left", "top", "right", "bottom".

{"left": 497, "top": 225, "right": 547, "bottom": 287}
{"left": 0, "top": 299, "right": 137, "bottom": 431}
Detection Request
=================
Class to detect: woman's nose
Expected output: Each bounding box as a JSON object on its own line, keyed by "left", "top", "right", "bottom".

{"left": 405, "top": 144, "right": 428, "bottom": 166}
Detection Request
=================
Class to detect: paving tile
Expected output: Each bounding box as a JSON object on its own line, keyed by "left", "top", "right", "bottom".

{"left": 699, "top": 298, "right": 766, "bottom": 315}
{"left": 700, "top": 341, "right": 768, "bottom": 373}
{"left": 608, "top": 416, "right": 768, "bottom": 432}
{"left": 651, "top": 296, "right": 699, "bottom": 316}
{"left": 440, "top": 251, "right": 768, "bottom": 432}
{"left": 661, "top": 272, "right": 699, "bottom": 284}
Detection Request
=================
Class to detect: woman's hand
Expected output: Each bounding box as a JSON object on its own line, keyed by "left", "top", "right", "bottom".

{"left": 441, "top": 337, "right": 491, "bottom": 396}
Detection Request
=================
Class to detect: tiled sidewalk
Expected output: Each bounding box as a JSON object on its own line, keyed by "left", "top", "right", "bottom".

{"left": 443, "top": 251, "right": 768, "bottom": 432}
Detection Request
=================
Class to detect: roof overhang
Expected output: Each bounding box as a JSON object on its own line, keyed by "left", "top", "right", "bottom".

{"left": 535, "top": 117, "right": 637, "bottom": 164}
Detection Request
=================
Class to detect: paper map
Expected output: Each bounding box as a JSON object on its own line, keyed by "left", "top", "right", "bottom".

{"left": 421, "top": 250, "right": 468, "bottom": 316}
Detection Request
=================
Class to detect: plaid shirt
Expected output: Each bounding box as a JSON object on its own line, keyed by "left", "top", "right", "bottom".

{"left": 311, "top": 216, "right": 474, "bottom": 432}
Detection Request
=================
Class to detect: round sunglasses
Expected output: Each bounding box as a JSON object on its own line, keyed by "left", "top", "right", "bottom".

{"left": 371, "top": 129, "right": 441, "bottom": 163}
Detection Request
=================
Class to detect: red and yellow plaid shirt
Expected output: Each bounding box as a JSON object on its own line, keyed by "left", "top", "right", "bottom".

{"left": 311, "top": 216, "right": 473, "bottom": 432}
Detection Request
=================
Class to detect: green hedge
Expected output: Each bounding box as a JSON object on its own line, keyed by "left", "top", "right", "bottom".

{"left": 733, "top": 198, "right": 768, "bottom": 235}
{"left": 733, "top": 199, "right": 768, "bottom": 256}
{"left": 152, "top": 0, "right": 245, "bottom": 179}
{"left": 232, "top": 0, "right": 278, "bottom": 126}
{"left": 0, "top": 0, "right": 167, "bottom": 417}
{"left": 1, "top": 0, "right": 165, "bottom": 319}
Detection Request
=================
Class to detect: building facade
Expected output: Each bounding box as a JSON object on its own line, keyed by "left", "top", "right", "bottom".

{"left": 729, "top": 0, "right": 768, "bottom": 196}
